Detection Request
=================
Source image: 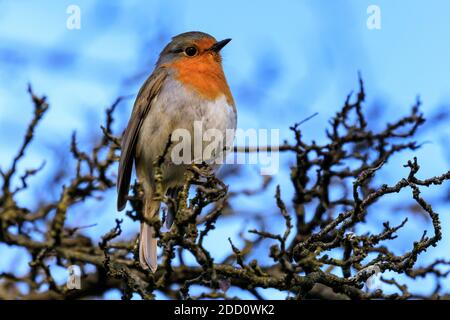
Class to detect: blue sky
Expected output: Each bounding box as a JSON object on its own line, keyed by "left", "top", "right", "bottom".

{"left": 0, "top": 0, "right": 449, "bottom": 299}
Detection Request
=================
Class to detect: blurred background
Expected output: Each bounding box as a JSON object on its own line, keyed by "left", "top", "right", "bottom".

{"left": 0, "top": 0, "right": 449, "bottom": 299}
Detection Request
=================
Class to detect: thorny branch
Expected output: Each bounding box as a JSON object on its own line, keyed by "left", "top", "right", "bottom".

{"left": 0, "top": 79, "right": 449, "bottom": 300}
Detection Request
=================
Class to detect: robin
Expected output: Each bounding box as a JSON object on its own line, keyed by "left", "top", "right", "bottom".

{"left": 117, "top": 31, "right": 237, "bottom": 272}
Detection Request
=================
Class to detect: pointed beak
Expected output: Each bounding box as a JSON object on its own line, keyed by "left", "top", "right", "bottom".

{"left": 210, "top": 38, "right": 231, "bottom": 52}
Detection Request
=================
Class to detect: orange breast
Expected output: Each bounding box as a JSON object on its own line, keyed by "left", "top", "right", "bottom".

{"left": 167, "top": 54, "right": 234, "bottom": 106}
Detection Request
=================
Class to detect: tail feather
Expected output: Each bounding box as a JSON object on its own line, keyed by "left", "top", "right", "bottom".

{"left": 139, "top": 199, "right": 160, "bottom": 272}
{"left": 139, "top": 223, "right": 158, "bottom": 272}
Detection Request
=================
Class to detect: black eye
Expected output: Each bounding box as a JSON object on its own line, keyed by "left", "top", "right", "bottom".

{"left": 184, "top": 46, "right": 197, "bottom": 56}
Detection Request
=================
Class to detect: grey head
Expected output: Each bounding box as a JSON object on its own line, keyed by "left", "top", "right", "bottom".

{"left": 156, "top": 31, "right": 231, "bottom": 66}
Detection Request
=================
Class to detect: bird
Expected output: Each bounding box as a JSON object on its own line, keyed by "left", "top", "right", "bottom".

{"left": 117, "top": 31, "right": 237, "bottom": 272}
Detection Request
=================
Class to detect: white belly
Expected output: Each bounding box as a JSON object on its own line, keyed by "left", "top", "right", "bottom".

{"left": 135, "top": 77, "right": 236, "bottom": 189}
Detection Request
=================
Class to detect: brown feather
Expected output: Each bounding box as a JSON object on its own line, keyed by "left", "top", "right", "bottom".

{"left": 117, "top": 67, "right": 168, "bottom": 211}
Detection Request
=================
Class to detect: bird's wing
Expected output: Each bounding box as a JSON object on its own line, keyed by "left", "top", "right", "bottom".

{"left": 117, "top": 67, "right": 168, "bottom": 211}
